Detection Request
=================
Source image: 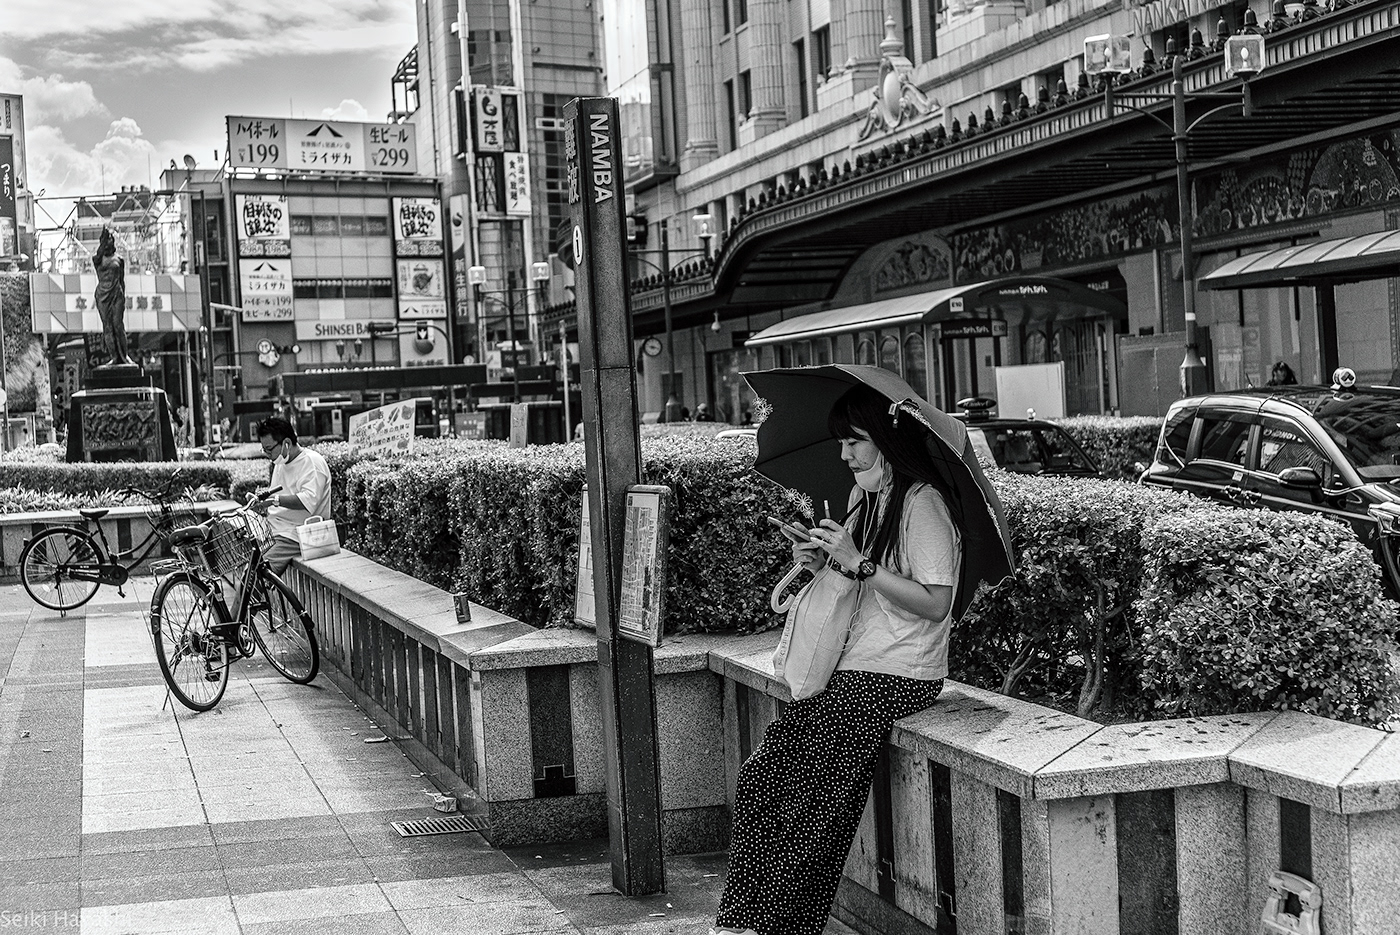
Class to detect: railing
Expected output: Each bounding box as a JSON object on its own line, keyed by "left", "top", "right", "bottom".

{"left": 289, "top": 548, "right": 1400, "bottom": 935}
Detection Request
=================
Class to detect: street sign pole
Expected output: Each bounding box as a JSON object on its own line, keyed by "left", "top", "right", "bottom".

{"left": 565, "top": 96, "right": 665, "bottom": 896}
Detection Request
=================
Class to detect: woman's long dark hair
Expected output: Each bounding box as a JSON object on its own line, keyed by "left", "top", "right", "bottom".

{"left": 827, "top": 384, "right": 963, "bottom": 567}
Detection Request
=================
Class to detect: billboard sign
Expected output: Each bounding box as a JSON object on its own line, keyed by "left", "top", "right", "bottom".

{"left": 235, "top": 194, "right": 291, "bottom": 257}
{"left": 30, "top": 274, "right": 203, "bottom": 333}
{"left": 237, "top": 259, "right": 293, "bottom": 321}
{"left": 0, "top": 136, "right": 14, "bottom": 257}
{"left": 348, "top": 399, "right": 417, "bottom": 457}
{"left": 392, "top": 197, "right": 443, "bottom": 256}
{"left": 226, "top": 116, "right": 418, "bottom": 175}
{"left": 396, "top": 258, "right": 446, "bottom": 320}
{"left": 504, "top": 152, "right": 531, "bottom": 217}
{"left": 473, "top": 88, "right": 506, "bottom": 153}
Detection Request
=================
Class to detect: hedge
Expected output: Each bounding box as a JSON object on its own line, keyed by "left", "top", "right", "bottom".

{"left": 1137, "top": 509, "right": 1399, "bottom": 725}
{"left": 329, "top": 435, "right": 1400, "bottom": 725}
{"left": 0, "top": 485, "right": 228, "bottom": 514}
{"left": 0, "top": 462, "right": 232, "bottom": 497}
{"left": 1056, "top": 415, "right": 1161, "bottom": 481}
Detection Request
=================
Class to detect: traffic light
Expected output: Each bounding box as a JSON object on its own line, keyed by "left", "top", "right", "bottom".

{"left": 625, "top": 214, "right": 648, "bottom": 246}
{"left": 366, "top": 322, "right": 396, "bottom": 336}
{"left": 416, "top": 321, "right": 430, "bottom": 342}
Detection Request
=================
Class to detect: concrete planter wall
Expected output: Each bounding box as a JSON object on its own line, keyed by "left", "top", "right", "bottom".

{"left": 287, "top": 550, "right": 1400, "bottom": 935}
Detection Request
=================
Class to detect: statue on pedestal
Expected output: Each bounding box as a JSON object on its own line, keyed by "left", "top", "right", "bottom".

{"left": 93, "top": 227, "right": 133, "bottom": 367}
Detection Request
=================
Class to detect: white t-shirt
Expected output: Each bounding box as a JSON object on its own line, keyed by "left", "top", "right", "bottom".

{"left": 268, "top": 446, "right": 332, "bottom": 541}
{"left": 835, "top": 483, "right": 961, "bottom": 681}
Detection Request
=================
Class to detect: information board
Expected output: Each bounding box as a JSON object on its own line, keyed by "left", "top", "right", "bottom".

{"left": 347, "top": 399, "right": 418, "bottom": 456}
{"left": 617, "top": 486, "right": 670, "bottom": 647}
{"left": 574, "top": 493, "right": 595, "bottom": 629}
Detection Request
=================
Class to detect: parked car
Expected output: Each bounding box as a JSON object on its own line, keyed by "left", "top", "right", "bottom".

{"left": 953, "top": 398, "right": 1101, "bottom": 477}
{"left": 1138, "top": 379, "right": 1400, "bottom": 595}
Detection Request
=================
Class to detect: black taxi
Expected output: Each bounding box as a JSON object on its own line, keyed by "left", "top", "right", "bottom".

{"left": 1138, "top": 375, "right": 1400, "bottom": 594}
{"left": 955, "top": 398, "right": 1101, "bottom": 477}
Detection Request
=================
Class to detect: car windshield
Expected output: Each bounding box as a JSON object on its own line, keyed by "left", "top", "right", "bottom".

{"left": 1298, "top": 391, "right": 1400, "bottom": 479}
{"left": 969, "top": 426, "right": 1094, "bottom": 474}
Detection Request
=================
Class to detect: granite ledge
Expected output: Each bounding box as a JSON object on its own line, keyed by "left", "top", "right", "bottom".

{"left": 467, "top": 627, "right": 732, "bottom": 673}
{"left": 1339, "top": 731, "right": 1400, "bottom": 814}
{"left": 0, "top": 498, "right": 238, "bottom": 526}
{"left": 1227, "top": 710, "right": 1387, "bottom": 813}
{"left": 1034, "top": 712, "right": 1279, "bottom": 800}
{"left": 892, "top": 683, "right": 1101, "bottom": 800}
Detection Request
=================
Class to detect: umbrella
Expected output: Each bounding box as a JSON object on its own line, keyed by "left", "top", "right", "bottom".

{"left": 743, "top": 364, "right": 1015, "bottom": 619}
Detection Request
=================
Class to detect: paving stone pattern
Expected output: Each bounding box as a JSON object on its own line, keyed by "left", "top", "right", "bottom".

{"left": 0, "top": 578, "right": 855, "bottom": 934}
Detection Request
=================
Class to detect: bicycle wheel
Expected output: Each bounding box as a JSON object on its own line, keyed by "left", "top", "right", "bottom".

{"left": 247, "top": 572, "right": 319, "bottom": 684}
{"left": 20, "top": 527, "right": 102, "bottom": 611}
{"left": 150, "top": 572, "right": 229, "bottom": 711}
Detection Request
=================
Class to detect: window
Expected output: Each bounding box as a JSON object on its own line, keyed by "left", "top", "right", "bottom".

{"left": 1024, "top": 330, "right": 1048, "bottom": 364}
{"left": 1197, "top": 414, "right": 1252, "bottom": 466}
{"left": 312, "top": 216, "right": 339, "bottom": 237}
{"left": 1258, "top": 418, "right": 1328, "bottom": 478}
{"left": 926, "top": 0, "right": 944, "bottom": 59}
{"left": 365, "top": 215, "right": 389, "bottom": 237}
{"left": 739, "top": 71, "right": 752, "bottom": 119}
{"left": 903, "top": 332, "right": 926, "bottom": 396}
{"left": 879, "top": 331, "right": 900, "bottom": 374}
{"left": 339, "top": 216, "right": 365, "bottom": 236}
{"left": 1157, "top": 408, "right": 1194, "bottom": 466}
{"left": 813, "top": 27, "right": 831, "bottom": 81}
{"left": 724, "top": 81, "right": 738, "bottom": 150}
{"left": 856, "top": 332, "right": 876, "bottom": 366}
{"left": 792, "top": 340, "right": 812, "bottom": 367}
{"left": 900, "top": 0, "right": 915, "bottom": 58}
{"left": 736, "top": 0, "right": 748, "bottom": 24}
{"left": 721, "top": 0, "right": 730, "bottom": 33}
{"left": 794, "top": 39, "right": 809, "bottom": 118}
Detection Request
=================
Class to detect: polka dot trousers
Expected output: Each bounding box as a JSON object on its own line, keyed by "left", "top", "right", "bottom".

{"left": 716, "top": 670, "right": 945, "bottom": 935}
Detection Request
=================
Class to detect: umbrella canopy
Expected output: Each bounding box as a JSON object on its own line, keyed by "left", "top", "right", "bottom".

{"left": 743, "top": 364, "right": 1016, "bottom": 619}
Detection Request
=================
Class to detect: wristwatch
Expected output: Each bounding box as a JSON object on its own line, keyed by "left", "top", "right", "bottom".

{"left": 854, "top": 557, "right": 877, "bottom": 581}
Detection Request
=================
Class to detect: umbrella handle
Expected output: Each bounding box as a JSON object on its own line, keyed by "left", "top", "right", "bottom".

{"left": 770, "top": 563, "right": 806, "bottom": 613}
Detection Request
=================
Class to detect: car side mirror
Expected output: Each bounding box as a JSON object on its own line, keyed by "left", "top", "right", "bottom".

{"left": 1279, "top": 466, "right": 1322, "bottom": 488}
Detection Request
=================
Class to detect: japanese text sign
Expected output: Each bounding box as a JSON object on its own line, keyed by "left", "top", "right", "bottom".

{"left": 227, "top": 116, "right": 418, "bottom": 175}
{"left": 348, "top": 399, "right": 418, "bottom": 457}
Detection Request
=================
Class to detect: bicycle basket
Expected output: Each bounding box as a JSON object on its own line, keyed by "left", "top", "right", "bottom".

{"left": 142, "top": 498, "right": 203, "bottom": 542}
{"left": 201, "top": 512, "right": 270, "bottom": 576}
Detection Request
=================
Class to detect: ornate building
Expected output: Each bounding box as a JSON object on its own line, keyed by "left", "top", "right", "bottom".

{"left": 552, "top": 0, "right": 1400, "bottom": 418}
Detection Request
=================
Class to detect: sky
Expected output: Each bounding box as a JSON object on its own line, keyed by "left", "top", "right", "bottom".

{"left": 0, "top": 0, "right": 420, "bottom": 233}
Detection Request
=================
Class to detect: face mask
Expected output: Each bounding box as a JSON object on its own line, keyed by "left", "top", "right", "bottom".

{"left": 271, "top": 442, "right": 287, "bottom": 465}
{"left": 853, "top": 451, "right": 889, "bottom": 492}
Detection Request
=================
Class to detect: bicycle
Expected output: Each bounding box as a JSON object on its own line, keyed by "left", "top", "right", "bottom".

{"left": 19, "top": 472, "right": 207, "bottom": 613}
{"left": 149, "top": 492, "right": 320, "bottom": 711}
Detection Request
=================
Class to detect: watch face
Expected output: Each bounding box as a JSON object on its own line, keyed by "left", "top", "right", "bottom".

{"left": 643, "top": 337, "right": 663, "bottom": 357}
{"left": 857, "top": 558, "right": 877, "bottom": 580}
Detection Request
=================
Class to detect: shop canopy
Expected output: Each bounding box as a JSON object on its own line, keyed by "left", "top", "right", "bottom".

{"left": 1201, "top": 231, "right": 1400, "bottom": 290}
{"left": 745, "top": 275, "right": 1126, "bottom": 347}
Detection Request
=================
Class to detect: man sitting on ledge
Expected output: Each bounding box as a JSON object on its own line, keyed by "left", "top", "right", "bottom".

{"left": 253, "top": 417, "right": 332, "bottom": 575}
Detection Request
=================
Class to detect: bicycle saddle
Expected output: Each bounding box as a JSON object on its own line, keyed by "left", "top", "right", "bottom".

{"left": 79, "top": 508, "right": 109, "bottom": 521}
{"left": 169, "top": 524, "right": 211, "bottom": 546}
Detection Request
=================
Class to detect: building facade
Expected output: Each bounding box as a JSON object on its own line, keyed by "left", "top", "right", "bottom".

{"left": 571, "top": 0, "right": 1400, "bottom": 420}
{"left": 405, "top": 0, "right": 604, "bottom": 370}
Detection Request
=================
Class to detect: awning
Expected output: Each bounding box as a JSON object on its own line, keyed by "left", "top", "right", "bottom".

{"left": 1201, "top": 231, "right": 1400, "bottom": 290}
{"left": 745, "top": 275, "right": 1126, "bottom": 347}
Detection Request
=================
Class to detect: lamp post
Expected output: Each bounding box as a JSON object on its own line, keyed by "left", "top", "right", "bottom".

{"left": 1088, "top": 30, "right": 1263, "bottom": 397}
{"left": 630, "top": 213, "right": 712, "bottom": 422}
{"left": 468, "top": 262, "right": 551, "bottom": 403}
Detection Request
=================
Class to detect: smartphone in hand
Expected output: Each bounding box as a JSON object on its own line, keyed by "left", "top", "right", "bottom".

{"left": 766, "top": 515, "right": 812, "bottom": 543}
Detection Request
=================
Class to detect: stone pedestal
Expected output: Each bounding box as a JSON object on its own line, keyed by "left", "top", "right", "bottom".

{"left": 66, "top": 365, "right": 177, "bottom": 463}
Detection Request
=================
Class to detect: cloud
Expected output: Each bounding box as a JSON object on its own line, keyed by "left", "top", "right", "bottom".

{"left": 0, "top": 0, "right": 416, "bottom": 73}
{"left": 26, "top": 119, "right": 159, "bottom": 196}
{"left": 0, "top": 57, "right": 106, "bottom": 124}
{"left": 320, "top": 99, "right": 370, "bottom": 122}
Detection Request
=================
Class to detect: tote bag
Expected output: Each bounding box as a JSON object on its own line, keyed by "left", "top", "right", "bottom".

{"left": 295, "top": 515, "right": 342, "bottom": 561}
{"left": 770, "top": 563, "right": 861, "bottom": 700}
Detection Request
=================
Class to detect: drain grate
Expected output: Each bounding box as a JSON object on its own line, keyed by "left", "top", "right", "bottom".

{"left": 391, "top": 814, "right": 489, "bottom": 838}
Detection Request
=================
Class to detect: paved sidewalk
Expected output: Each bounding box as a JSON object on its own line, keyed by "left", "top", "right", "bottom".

{"left": 0, "top": 577, "right": 856, "bottom": 935}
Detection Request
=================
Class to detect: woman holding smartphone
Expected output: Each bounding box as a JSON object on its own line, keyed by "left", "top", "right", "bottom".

{"left": 712, "top": 382, "right": 964, "bottom": 935}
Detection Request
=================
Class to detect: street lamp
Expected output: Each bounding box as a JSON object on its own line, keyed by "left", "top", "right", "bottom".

{"left": 468, "top": 262, "right": 551, "bottom": 402}
{"left": 631, "top": 213, "right": 713, "bottom": 422}
{"left": 1089, "top": 30, "right": 1264, "bottom": 397}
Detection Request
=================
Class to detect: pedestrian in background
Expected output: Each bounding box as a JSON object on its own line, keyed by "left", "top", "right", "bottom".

{"left": 1267, "top": 361, "right": 1298, "bottom": 386}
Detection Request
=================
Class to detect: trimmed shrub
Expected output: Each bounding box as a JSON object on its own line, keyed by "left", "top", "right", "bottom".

{"left": 1056, "top": 415, "right": 1161, "bottom": 481}
{"left": 0, "top": 462, "right": 231, "bottom": 497}
{"left": 1137, "top": 508, "right": 1400, "bottom": 726}
{"left": 952, "top": 472, "right": 1215, "bottom": 717}
{"left": 0, "top": 485, "right": 226, "bottom": 514}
